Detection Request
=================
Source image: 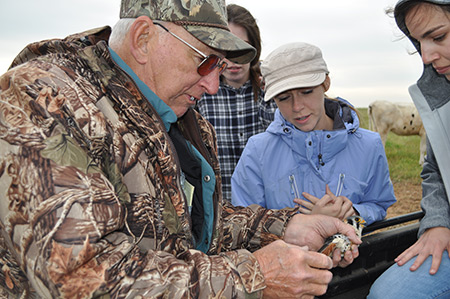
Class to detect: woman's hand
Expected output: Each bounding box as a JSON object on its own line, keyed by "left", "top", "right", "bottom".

{"left": 294, "top": 185, "right": 355, "bottom": 220}
{"left": 395, "top": 227, "right": 450, "bottom": 274}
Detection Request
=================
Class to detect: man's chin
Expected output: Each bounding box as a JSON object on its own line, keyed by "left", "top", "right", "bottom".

{"left": 174, "top": 106, "right": 191, "bottom": 118}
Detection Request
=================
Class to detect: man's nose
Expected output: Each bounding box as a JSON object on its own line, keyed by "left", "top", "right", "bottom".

{"left": 200, "top": 69, "right": 221, "bottom": 95}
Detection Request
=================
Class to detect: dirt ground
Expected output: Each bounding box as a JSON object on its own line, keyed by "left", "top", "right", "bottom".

{"left": 386, "top": 181, "right": 422, "bottom": 218}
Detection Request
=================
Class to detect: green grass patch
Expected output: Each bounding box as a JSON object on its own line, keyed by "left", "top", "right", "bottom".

{"left": 357, "top": 107, "right": 422, "bottom": 185}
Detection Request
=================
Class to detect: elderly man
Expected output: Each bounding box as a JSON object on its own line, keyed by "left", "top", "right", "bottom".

{"left": 0, "top": 0, "right": 360, "bottom": 298}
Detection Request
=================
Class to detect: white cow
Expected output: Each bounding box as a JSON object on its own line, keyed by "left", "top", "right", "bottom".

{"left": 368, "top": 100, "right": 426, "bottom": 165}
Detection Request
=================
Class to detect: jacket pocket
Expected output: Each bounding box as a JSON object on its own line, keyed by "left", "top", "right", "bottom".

{"left": 335, "top": 174, "right": 368, "bottom": 204}
{"left": 265, "top": 167, "right": 304, "bottom": 209}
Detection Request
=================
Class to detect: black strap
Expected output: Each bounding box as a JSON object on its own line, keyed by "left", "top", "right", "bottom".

{"left": 169, "top": 123, "right": 204, "bottom": 242}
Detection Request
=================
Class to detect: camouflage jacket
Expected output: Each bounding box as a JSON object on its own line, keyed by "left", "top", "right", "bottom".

{"left": 0, "top": 27, "right": 298, "bottom": 298}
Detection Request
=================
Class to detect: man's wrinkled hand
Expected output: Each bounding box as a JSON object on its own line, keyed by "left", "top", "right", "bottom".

{"left": 254, "top": 240, "right": 333, "bottom": 298}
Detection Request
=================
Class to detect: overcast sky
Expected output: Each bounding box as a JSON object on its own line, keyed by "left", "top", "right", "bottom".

{"left": 0, "top": 0, "right": 424, "bottom": 107}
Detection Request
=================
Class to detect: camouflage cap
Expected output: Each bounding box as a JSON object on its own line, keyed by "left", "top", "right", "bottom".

{"left": 120, "top": 0, "right": 256, "bottom": 64}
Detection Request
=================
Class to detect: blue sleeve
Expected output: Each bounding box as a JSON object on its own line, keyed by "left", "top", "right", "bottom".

{"left": 419, "top": 139, "right": 450, "bottom": 236}
{"left": 353, "top": 137, "right": 397, "bottom": 225}
{"left": 231, "top": 138, "right": 267, "bottom": 208}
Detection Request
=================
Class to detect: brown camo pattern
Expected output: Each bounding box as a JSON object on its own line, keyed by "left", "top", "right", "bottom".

{"left": 0, "top": 27, "right": 298, "bottom": 298}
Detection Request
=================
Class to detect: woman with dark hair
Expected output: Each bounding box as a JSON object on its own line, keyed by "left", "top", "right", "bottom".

{"left": 196, "top": 4, "right": 277, "bottom": 200}
{"left": 369, "top": 1, "right": 450, "bottom": 298}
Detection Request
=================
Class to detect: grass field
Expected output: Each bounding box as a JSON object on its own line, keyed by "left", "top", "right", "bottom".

{"left": 357, "top": 107, "right": 423, "bottom": 217}
{"left": 357, "top": 107, "right": 423, "bottom": 185}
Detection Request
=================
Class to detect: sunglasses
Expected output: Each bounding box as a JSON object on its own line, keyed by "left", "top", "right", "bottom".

{"left": 154, "top": 22, "right": 228, "bottom": 76}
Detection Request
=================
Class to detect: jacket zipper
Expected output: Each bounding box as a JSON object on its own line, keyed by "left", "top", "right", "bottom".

{"left": 317, "top": 133, "right": 325, "bottom": 169}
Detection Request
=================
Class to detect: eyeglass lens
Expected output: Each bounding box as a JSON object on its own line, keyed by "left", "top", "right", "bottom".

{"left": 154, "top": 22, "right": 227, "bottom": 76}
{"left": 198, "top": 55, "right": 227, "bottom": 76}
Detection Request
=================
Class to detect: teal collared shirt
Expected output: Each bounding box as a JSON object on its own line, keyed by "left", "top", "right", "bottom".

{"left": 188, "top": 144, "right": 215, "bottom": 253}
{"left": 109, "top": 47, "right": 177, "bottom": 131}
{"left": 109, "top": 48, "right": 215, "bottom": 253}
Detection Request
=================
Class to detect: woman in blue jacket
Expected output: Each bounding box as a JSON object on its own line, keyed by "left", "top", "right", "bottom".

{"left": 231, "top": 42, "right": 396, "bottom": 225}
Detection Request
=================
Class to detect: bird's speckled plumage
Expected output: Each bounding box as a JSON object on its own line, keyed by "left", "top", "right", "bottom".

{"left": 319, "top": 215, "right": 366, "bottom": 257}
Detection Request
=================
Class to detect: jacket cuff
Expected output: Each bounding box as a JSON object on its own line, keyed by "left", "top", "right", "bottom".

{"left": 419, "top": 215, "right": 450, "bottom": 237}
{"left": 271, "top": 207, "right": 299, "bottom": 238}
{"left": 222, "top": 249, "right": 265, "bottom": 295}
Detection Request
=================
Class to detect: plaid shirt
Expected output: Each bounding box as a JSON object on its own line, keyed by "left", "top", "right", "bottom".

{"left": 196, "top": 80, "right": 277, "bottom": 200}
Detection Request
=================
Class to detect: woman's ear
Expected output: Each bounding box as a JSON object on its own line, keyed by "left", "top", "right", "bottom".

{"left": 322, "top": 75, "right": 331, "bottom": 92}
{"left": 129, "top": 16, "right": 154, "bottom": 64}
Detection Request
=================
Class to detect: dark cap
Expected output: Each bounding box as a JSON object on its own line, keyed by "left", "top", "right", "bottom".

{"left": 120, "top": 0, "right": 256, "bottom": 64}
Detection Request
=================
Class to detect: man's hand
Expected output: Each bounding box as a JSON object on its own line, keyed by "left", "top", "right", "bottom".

{"left": 253, "top": 240, "right": 333, "bottom": 298}
{"left": 284, "top": 214, "right": 361, "bottom": 267}
{"left": 395, "top": 226, "right": 450, "bottom": 274}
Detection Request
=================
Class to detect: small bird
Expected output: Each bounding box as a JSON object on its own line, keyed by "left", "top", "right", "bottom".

{"left": 319, "top": 215, "right": 366, "bottom": 257}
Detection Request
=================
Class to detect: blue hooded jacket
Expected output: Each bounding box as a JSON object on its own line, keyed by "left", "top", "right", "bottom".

{"left": 231, "top": 98, "right": 396, "bottom": 225}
